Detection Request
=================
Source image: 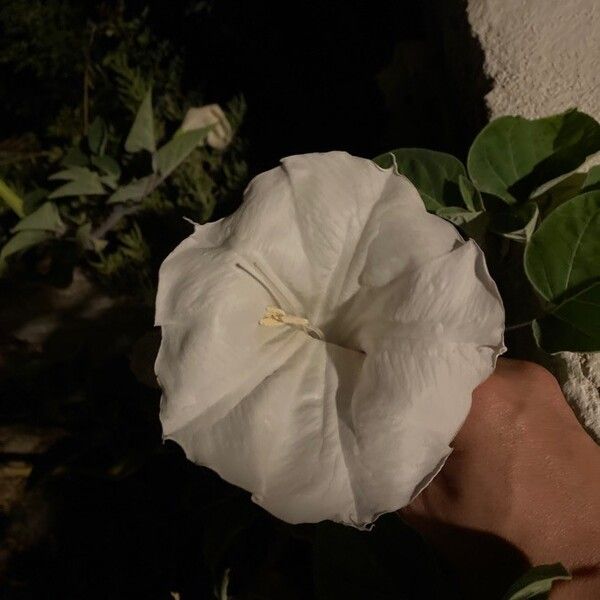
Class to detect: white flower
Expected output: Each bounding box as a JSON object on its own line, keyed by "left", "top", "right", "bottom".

{"left": 181, "top": 104, "right": 233, "bottom": 150}
{"left": 154, "top": 151, "right": 505, "bottom": 528}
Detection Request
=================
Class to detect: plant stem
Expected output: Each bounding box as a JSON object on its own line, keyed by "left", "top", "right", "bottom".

{"left": 91, "top": 205, "right": 140, "bottom": 240}
{"left": 505, "top": 320, "right": 534, "bottom": 332}
{"left": 90, "top": 170, "right": 165, "bottom": 242}
{"left": 82, "top": 24, "right": 97, "bottom": 135}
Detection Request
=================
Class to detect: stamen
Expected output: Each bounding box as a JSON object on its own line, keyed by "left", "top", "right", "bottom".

{"left": 259, "top": 306, "right": 324, "bottom": 340}
{"left": 235, "top": 259, "right": 303, "bottom": 315}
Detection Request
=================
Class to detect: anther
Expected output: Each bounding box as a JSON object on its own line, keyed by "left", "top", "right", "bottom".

{"left": 259, "top": 306, "right": 324, "bottom": 340}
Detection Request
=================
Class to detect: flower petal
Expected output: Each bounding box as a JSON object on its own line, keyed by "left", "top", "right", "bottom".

{"left": 155, "top": 236, "right": 306, "bottom": 435}
{"left": 331, "top": 240, "right": 505, "bottom": 351}
{"left": 181, "top": 104, "right": 233, "bottom": 150}
{"left": 343, "top": 338, "right": 499, "bottom": 524}
{"left": 155, "top": 152, "right": 505, "bottom": 527}
{"left": 222, "top": 152, "right": 462, "bottom": 320}
{"left": 164, "top": 339, "right": 366, "bottom": 524}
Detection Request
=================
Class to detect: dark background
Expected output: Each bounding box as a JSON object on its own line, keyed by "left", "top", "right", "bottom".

{"left": 1, "top": 0, "right": 489, "bottom": 176}
{"left": 0, "top": 1, "right": 494, "bottom": 598}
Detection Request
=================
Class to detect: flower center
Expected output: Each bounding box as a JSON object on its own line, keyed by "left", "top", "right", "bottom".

{"left": 259, "top": 306, "right": 324, "bottom": 340}
{"left": 234, "top": 260, "right": 325, "bottom": 341}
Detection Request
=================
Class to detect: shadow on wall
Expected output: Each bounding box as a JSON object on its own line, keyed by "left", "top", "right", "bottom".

{"left": 143, "top": 0, "right": 491, "bottom": 178}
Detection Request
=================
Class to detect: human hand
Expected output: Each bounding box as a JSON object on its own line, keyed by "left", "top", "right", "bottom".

{"left": 402, "top": 358, "right": 600, "bottom": 599}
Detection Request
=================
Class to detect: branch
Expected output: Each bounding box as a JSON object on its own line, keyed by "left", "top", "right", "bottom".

{"left": 91, "top": 204, "right": 140, "bottom": 240}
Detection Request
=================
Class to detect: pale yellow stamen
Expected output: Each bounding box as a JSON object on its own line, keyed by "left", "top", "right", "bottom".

{"left": 259, "top": 306, "right": 324, "bottom": 340}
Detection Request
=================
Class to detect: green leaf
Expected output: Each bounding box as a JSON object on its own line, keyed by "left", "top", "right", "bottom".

{"left": 88, "top": 117, "right": 107, "bottom": 155}
{"left": 124, "top": 88, "right": 156, "bottom": 154}
{"left": 581, "top": 164, "right": 600, "bottom": 193}
{"left": 48, "top": 166, "right": 92, "bottom": 181}
{"left": 533, "top": 282, "right": 600, "bottom": 352}
{"left": 107, "top": 175, "right": 158, "bottom": 204}
{"left": 0, "top": 229, "right": 53, "bottom": 271}
{"left": 48, "top": 166, "right": 107, "bottom": 198}
{"left": 525, "top": 191, "right": 600, "bottom": 351}
{"left": 23, "top": 188, "right": 49, "bottom": 214}
{"left": 502, "top": 563, "right": 571, "bottom": 600}
{"left": 459, "top": 174, "right": 484, "bottom": 212}
{"left": 154, "top": 128, "right": 208, "bottom": 178}
{"left": 61, "top": 146, "right": 89, "bottom": 167}
{"left": 436, "top": 206, "right": 482, "bottom": 226}
{"left": 12, "top": 202, "right": 64, "bottom": 234}
{"left": 49, "top": 180, "right": 106, "bottom": 198}
{"left": 373, "top": 148, "right": 466, "bottom": 211}
{"left": 99, "top": 175, "right": 118, "bottom": 190}
{"left": 525, "top": 191, "right": 600, "bottom": 302}
{"left": 91, "top": 155, "right": 121, "bottom": 179}
{"left": 0, "top": 177, "right": 25, "bottom": 217}
{"left": 530, "top": 171, "right": 587, "bottom": 218}
{"left": 468, "top": 109, "right": 600, "bottom": 204}
{"left": 48, "top": 178, "right": 106, "bottom": 198}
{"left": 490, "top": 202, "right": 539, "bottom": 242}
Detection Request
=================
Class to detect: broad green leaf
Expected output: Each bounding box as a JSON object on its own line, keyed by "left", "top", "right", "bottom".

{"left": 107, "top": 175, "right": 158, "bottom": 204}
{"left": 48, "top": 166, "right": 107, "bottom": 198}
{"left": 88, "top": 116, "right": 107, "bottom": 155}
{"left": 124, "top": 89, "right": 156, "bottom": 154}
{"left": 581, "top": 164, "right": 600, "bottom": 193}
{"left": 373, "top": 148, "right": 466, "bottom": 211}
{"left": 0, "top": 177, "right": 25, "bottom": 217}
{"left": 459, "top": 174, "right": 484, "bottom": 212}
{"left": 99, "top": 175, "right": 118, "bottom": 190}
{"left": 61, "top": 146, "right": 89, "bottom": 167}
{"left": 490, "top": 202, "right": 539, "bottom": 242}
{"left": 49, "top": 177, "right": 106, "bottom": 199}
{"left": 12, "top": 202, "right": 64, "bottom": 234}
{"left": 91, "top": 155, "right": 121, "bottom": 179}
{"left": 0, "top": 229, "right": 52, "bottom": 271}
{"left": 530, "top": 171, "right": 586, "bottom": 218}
{"left": 48, "top": 166, "right": 93, "bottom": 181}
{"left": 23, "top": 188, "right": 49, "bottom": 214}
{"left": 154, "top": 128, "right": 208, "bottom": 178}
{"left": 468, "top": 110, "right": 600, "bottom": 204}
{"left": 533, "top": 282, "right": 600, "bottom": 352}
{"left": 49, "top": 180, "right": 106, "bottom": 198}
{"left": 436, "top": 206, "right": 482, "bottom": 226}
{"left": 525, "top": 191, "right": 600, "bottom": 302}
{"left": 502, "top": 563, "right": 571, "bottom": 600}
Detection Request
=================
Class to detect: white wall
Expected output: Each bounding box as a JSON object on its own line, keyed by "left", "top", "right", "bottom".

{"left": 468, "top": 0, "right": 600, "bottom": 119}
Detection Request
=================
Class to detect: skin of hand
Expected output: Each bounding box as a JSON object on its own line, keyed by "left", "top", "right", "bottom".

{"left": 402, "top": 358, "right": 600, "bottom": 599}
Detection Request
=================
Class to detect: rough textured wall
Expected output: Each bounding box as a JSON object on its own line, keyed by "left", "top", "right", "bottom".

{"left": 467, "top": 0, "right": 600, "bottom": 442}
{"left": 467, "top": 0, "right": 600, "bottom": 118}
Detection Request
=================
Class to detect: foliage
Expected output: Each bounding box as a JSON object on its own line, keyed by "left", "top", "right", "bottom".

{"left": 502, "top": 563, "right": 571, "bottom": 600}
{"left": 0, "top": 1, "right": 247, "bottom": 298}
{"left": 375, "top": 108, "right": 600, "bottom": 353}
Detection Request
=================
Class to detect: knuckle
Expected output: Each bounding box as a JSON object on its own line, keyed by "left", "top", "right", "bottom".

{"left": 509, "top": 359, "right": 558, "bottom": 386}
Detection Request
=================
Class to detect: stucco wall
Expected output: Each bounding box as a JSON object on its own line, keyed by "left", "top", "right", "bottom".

{"left": 467, "top": 0, "right": 600, "bottom": 119}
{"left": 467, "top": 0, "right": 600, "bottom": 441}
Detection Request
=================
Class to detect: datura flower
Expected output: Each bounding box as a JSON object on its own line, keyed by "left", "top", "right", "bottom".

{"left": 155, "top": 151, "right": 505, "bottom": 528}
{"left": 181, "top": 104, "right": 233, "bottom": 150}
